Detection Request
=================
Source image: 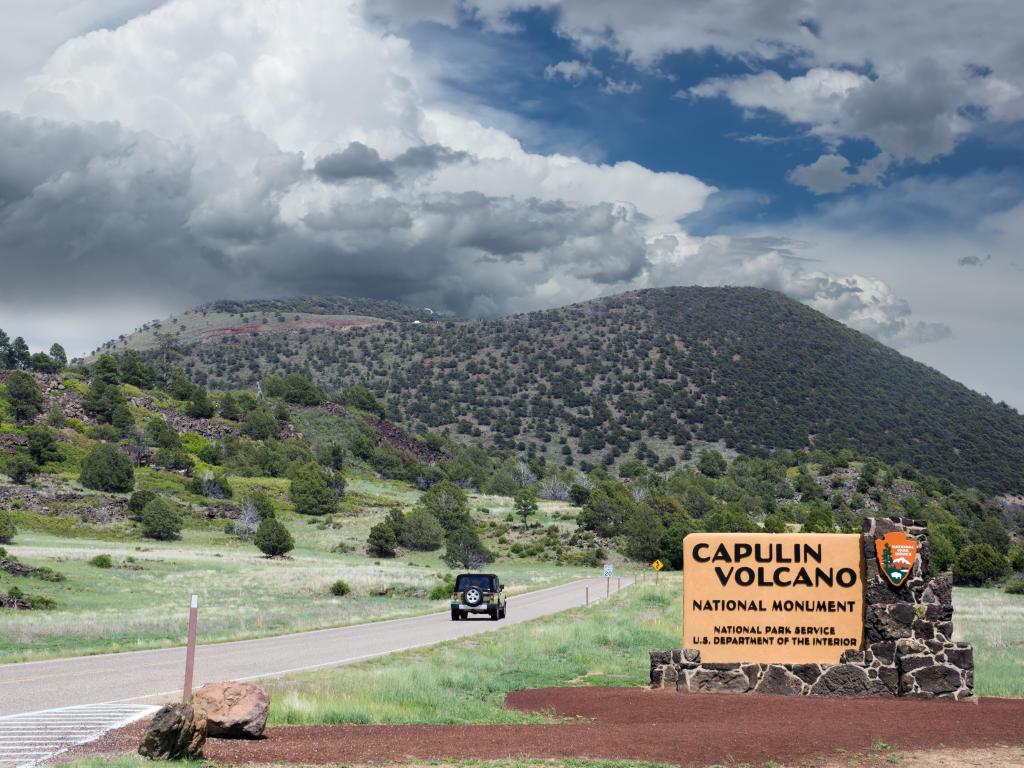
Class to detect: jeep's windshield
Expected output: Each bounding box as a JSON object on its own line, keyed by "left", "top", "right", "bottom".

{"left": 456, "top": 574, "right": 497, "bottom": 592}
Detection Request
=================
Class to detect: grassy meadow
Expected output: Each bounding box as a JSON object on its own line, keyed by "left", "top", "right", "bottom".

{"left": 953, "top": 587, "right": 1024, "bottom": 698}
{"left": 261, "top": 578, "right": 1024, "bottom": 727}
{"left": 0, "top": 472, "right": 596, "bottom": 663}
{"left": 267, "top": 580, "right": 678, "bottom": 725}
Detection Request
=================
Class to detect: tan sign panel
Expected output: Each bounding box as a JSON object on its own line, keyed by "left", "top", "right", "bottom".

{"left": 683, "top": 532, "right": 864, "bottom": 664}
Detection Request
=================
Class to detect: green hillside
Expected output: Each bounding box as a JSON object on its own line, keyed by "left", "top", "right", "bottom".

{"left": 116, "top": 287, "right": 1024, "bottom": 494}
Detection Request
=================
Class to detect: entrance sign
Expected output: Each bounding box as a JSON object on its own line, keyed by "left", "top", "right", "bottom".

{"left": 683, "top": 533, "right": 864, "bottom": 664}
{"left": 875, "top": 531, "right": 918, "bottom": 587}
{"left": 603, "top": 563, "right": 614, "bottom": 578}
{"left": 651, "top": 559, "right": 664, "bottom": 572}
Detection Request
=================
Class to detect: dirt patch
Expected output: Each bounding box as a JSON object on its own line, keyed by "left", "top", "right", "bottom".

{"left": 60, "top": 688, "right": 1024, "bottom": 767}
{"left": 821, "top": 745, "right": 1024, "bottom": 767}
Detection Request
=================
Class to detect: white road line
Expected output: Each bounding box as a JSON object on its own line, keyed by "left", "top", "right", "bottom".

{"left": 0, "top": 704, "right": 158, "bottom": 768}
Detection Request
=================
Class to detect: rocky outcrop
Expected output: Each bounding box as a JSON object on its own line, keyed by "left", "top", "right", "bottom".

{"left": 138, "top": 703, "right": 206, "bottom": 760}
{"left": 651, "top": 517, "right": 974, "bottom": 700}
{"left": 192, "top": 682, "right": 269, "bottom": 738}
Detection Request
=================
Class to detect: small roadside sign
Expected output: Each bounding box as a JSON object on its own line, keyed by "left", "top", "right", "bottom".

{"left": 651, "top": 559, "right": 664, "bottom": 572}
{"left": 603, "top": 563, "right": 614, "bottom": 578}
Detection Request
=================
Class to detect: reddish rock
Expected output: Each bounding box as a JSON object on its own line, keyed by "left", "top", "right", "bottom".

{"left": 193, "top": 682, "right": 269, "bottom": 738}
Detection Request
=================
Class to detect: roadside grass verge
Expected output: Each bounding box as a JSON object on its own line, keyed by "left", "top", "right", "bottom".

{"left": 953, "top": 587, "right": 1024, "bottom": 698}
{"left": 267, "top": 581, "right": 680, "bottom": 725}
{"left": 265, "top": 580, "right": 1021, "bottom": 727}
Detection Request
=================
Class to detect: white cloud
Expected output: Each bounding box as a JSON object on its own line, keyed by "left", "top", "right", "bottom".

{"left": 788, "top": 152, "right": 891, "bottom": 194}
{"left": 543, "top": 59, "right": 599, "bottom": 84}
{"left": 0, "top": 0, "right": 978, "bottom": 374}
{"left": 374, "top": 1, "right": 1024, "bottom": 165}
{"left": 601, "top": 79, "right": 640, "bottom": 95}
{"left": 689, "top": 68, "right": 867, "bottom": 132}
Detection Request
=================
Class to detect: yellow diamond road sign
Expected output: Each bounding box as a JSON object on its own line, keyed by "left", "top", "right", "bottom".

{"left": 651, "top": 559, "right": 664, "bottom": 571}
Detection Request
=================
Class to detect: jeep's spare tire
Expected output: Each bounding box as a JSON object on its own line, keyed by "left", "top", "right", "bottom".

{"left": 464, "top": 587, "right": 483, "bottom": 606}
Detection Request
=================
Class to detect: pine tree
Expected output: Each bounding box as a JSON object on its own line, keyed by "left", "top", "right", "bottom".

{"left": 10, "top": 337, "right": 30, "bottom": 369}
{"left": 254, "top": 517, "right": 294, "bottom": 557}
{"left": 48, "top": 344, "right": 67, "bottom": 369}
{"left": 119, "top": 350, "right": 151, "bottom": 388}
{"left": 185, "top": 387, "right": 215, "bottom": 419}
{"left": 80, "top": 443, "right": 135, "bottom": 492}
{"left": 5, "top": 371, "right": 43, "bottom": 423}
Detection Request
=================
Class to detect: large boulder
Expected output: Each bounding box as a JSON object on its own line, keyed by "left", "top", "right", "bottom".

{"left": 138, "top": 703, "right": 206, "bottom": 760}
{"left": 193, "top": 681, "right": 269, "bottom": 738}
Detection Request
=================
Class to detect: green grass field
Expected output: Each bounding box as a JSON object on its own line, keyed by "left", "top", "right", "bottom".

{"left": 267, "top": 581, "right": 678, "bottom": 725}
{"left": 263, "top": 579, "right": 1024, "bottom": 727}
{"left": 953, "top": 587, "right": 1024, "bottom": 698}
{"left": 0, "top": 473, "right": 595, "bottom": 662}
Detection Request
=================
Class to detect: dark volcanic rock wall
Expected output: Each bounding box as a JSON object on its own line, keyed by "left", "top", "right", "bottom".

{"left": 651, "top": 517, "right": 974, "bottom": 700}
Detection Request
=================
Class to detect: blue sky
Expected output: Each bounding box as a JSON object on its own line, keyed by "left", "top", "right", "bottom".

{"left": 0, "top": 0, "right": 1022, "bottom": 408}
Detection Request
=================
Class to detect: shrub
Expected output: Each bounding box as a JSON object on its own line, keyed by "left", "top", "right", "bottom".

{"left": 197, "top": 442, "right": 224, "bottom": 465}
{"left": 128, "top": 489, "right": 157, "bottom": 516}
{"left": 367, "top": 522, "right": 398, "bottom": 557}
{"left": 146, "top": 418, "right": 182, "bottom": 450}
{"left": 428, "top": 574, "right": 456, "bottom": 600}
{"left": 242, "top": 407, "right": 277, "bottom": 440}
{"left": 26, "top": 426, "right": 60, "bottom": 465}
{"left": 401, "top": 508, "right": 444, "bottom": 551}
{"left": 111, "top": 403, "right": 135, "bottom": 435}
{"left": 1010, "top": 546, "right": 1024, "bottom": 573}
{"left": 254, "top": 517, "right": 294, "bottom": 557}
{"left": 5, "top": 453, "right": 39, "bottom": 484}
{"left": 5, "top": 370, "right": 43, "bottom": 423}
{"left": 46, "top": 407, "right": 67, "bottom": 428}
{"left": 89, "top": 554, "right": 113, "bottom": 568}
{"left": 0, "top": 510, "right": 16, "bottom": 544}
{"left": 442, "top": 522, "right": 492, "bottom": 569}
{"left": 189, "top": 471, "right": 233, "bottom": 499}
{"left": 953, "top": 543, "right": 1009, "bottom": 586}
{"left": 289, "top": 462, "right": 336, "bottom": 516}
{"left": 185, "top": 388, "right": 215, "bottom": 419}
{"left": 698, "top": 449, "right": 727, "bottom": 478}
{"left": 155, "top": 448, "right": 195, "bottom": 472}
{"left": 80, "top": 443, "right": 135, "bottom": 492}
{"left": 140, "top": 497, "right": 183, "bottom": 541}
{"left": 329, "top": 579, "right": 351, "bottom": 597}
{"left": 1005, "top": 579, "right": 1024, "bottom": 595}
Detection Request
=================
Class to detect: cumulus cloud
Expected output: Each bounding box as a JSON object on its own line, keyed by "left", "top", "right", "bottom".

{"left": 788, "top": 152, "right": 891, "bottom": 194}
{"left": 313, "top": 142, "right": 468, "bottom": 183}
{"left": 375, "top": 1, "right": 1024, "bottom": 166}
{"left": 601, "top": 79, "right": 640, "bottom": 95}
{"left": 0, "top": 0, "right": 962, "bottom": 362}
{"left": 543, "top": 60, "right": 599, "bottom": 84}
{"left": 641, "top": 233, "right": 952, "bottom": 348}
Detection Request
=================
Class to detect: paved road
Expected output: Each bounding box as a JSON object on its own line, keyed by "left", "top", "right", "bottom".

{"left": 0, "top": 577, "right": 620, "bottom": 717}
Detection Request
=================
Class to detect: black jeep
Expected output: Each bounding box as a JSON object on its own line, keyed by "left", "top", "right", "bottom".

{"left": 450, "top": 573, "right": 506, "bottom": 621}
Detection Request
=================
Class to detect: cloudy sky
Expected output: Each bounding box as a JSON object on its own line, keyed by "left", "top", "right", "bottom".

{"left": 1, "top": 1, "right": 1022, "bottom": 408}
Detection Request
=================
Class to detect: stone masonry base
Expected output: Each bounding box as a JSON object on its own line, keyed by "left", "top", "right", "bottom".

{"left": 651, "top": 517, "right": 974, "bottom": 700}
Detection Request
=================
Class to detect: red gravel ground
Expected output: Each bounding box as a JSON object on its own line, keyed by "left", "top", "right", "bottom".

{"left": 66, "top": 687, "right": 1024, "bottom": 767}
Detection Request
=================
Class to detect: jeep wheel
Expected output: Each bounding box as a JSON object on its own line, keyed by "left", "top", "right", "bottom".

{"left": 489, "top": 606, "right": 499, "bottom": 621}
{"left": 500, "top": 605, "right": 507, "bottom": 620}
{"left": 464, "top": 587, "right": 483, "bottom": 607}
{"left": 451, "top": 607, "right": 459, "bottom": 621}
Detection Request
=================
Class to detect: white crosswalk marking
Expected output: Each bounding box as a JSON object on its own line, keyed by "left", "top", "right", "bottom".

{"left": 0, "top": 704, "right": 158, "bottom": 768}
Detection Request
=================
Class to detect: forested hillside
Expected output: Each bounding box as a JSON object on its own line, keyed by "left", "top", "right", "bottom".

{"left": 112, "top": 288, "right": 1024, "bottom": 493}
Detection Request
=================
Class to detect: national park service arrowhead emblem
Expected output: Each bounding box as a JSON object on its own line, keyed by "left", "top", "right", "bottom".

{"left": 875, "top": 531, "right": 919, "bottom": 587}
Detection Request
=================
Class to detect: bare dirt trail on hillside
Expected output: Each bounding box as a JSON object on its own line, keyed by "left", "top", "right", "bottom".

{"left": 62, "top": 687, "right": 1024, "bottom": 767}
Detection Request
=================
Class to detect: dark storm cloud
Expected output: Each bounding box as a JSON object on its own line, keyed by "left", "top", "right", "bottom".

{"left": 314, "top": 141, "right": 468, "bottom": 183}
{"left": 0, "top": 112, "right": 650, "bottom": 325}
